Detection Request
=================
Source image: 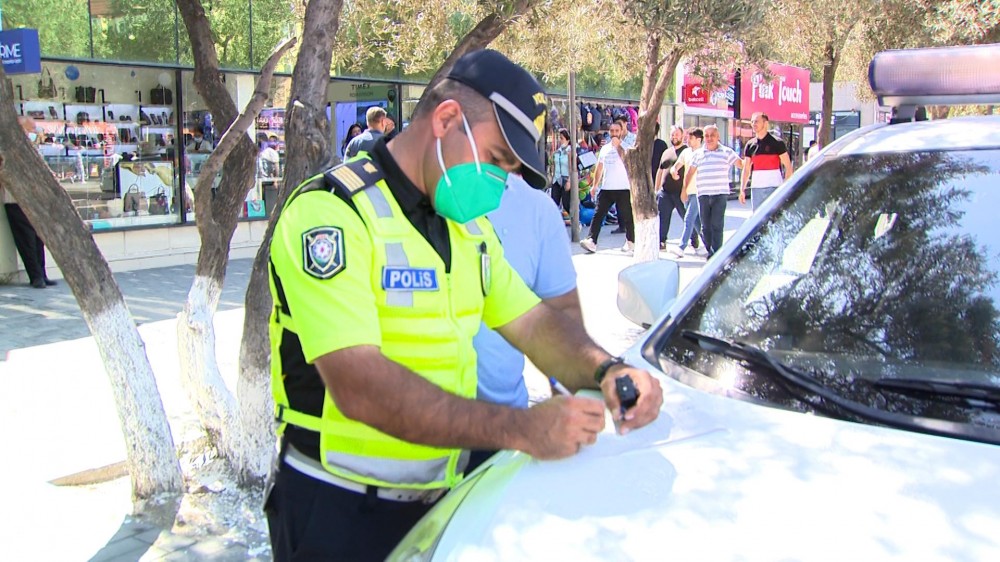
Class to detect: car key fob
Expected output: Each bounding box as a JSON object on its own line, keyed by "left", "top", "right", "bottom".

{"left": 615, "top": 374, "right": 639, "bottom": 415}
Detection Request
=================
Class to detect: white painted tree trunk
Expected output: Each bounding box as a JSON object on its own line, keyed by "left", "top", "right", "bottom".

{"left": 177, "top": 276, "right": 243, "bottom": 468}
{"left": 91, "top": 303, "right": 184, "bottom": 500}
{"left": 237, "top": 349, "right": 276, "bottom": 488}
{"left": 632, "top": 216, "right": 660, "bottom": 263}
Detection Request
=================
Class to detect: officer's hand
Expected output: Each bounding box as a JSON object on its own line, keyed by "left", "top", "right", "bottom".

{"left": 600, "top": 366, "right": 663, "bottom": 435}
{"left": 519, "top": 396, "right": 606, "bottom": 460}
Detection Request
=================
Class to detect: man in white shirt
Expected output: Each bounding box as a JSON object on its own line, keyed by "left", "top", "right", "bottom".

{"left": 580, "top": 121, "right": 634, "bottom": 254}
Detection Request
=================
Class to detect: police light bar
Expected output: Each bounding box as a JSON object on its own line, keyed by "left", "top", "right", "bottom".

{"left": 869, "top": 43, "right": 1000, "bottom": 109}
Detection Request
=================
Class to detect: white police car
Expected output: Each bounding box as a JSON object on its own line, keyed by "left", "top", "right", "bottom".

{"left": 389, "top": 44, "right": 1000, "bottom": 561}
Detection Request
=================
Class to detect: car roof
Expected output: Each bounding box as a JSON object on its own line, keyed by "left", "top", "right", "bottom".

{"left": 835, "top": 115, "right": 1000, "bottom": 156}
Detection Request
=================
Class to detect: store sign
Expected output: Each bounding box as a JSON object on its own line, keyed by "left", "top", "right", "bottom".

{"left": 681, "top": 72, "right": 733, "bottom": 113}
{"left": 683, "top": 84, "right": 708, "bottom": 104}
{"left": 0, "top": 28, "right": 42, "bottom": 75}
{"left": 739, "top": 62, "right": 810, "bottom": 124}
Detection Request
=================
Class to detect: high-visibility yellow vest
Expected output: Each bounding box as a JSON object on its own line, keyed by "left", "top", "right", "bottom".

{"left": 271, "top": 160, "right": 495, "bottom": 490}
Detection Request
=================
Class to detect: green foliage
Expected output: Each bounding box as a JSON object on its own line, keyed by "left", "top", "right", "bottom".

{"left": 92, "top": 0, "right": 178, "bottom": 64}
{"left": 1, "top": 0, "right": 92, "bottom": 58}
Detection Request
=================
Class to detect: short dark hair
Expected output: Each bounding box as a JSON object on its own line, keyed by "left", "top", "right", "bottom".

{"left": 688, "top": 127, "right": 704, "bottom": 141}
{"left": 558, "top": 128, "right": 570, "bottom": 142}
{"left": 412, "top": 78, "right": 492, "bottom": 125}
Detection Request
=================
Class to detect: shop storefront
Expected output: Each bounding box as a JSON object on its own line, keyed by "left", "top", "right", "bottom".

{"left": 678, "top": 61, "right": 810, "bottom": 192}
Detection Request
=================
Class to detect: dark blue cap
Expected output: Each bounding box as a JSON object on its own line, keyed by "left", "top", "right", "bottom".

{"left": 446, "top": 50, "right": 547, "bottom": 189}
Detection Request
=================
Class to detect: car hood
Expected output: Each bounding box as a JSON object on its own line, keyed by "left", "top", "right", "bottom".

{"left": 434, "top": 375, "right": 1000, "bottom": 561}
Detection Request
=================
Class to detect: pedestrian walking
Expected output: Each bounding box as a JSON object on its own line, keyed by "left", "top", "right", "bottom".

{"left": 668, "top": 127, "right": 704, "bottom": 258}
{"left": 740, "top": 112, "right": 793, "bottom": 211}
{"left": 2, "top": 117, "right": 56, "bottom": 289}
{"left": 264, "top": 49, "right": 663, "bottom": 561}
{"left": 683, "top": 125, "right": 743, "bottom": 258}
{"left": 551, "top": 128, "right": 572, "bottom": 212}
{"left": 579, "top": 121, "right": 634, "bottom": 254}
{"left": 654, "top": 125, "right": 690, "bottom": 250}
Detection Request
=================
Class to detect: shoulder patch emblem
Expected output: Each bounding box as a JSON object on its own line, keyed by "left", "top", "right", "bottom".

{"left": 302, "top": 227, "right": 345, "bottom": 279}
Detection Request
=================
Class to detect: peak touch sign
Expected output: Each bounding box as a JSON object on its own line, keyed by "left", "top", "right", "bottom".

{"left": 739, "top": 62, "right": 810, "bottom": 124}
{"left": 0, "top": 29, "right": 41, "bottom": 75}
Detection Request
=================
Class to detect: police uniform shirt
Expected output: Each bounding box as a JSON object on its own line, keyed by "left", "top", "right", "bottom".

{"left": 270, "top": 138, "right": 541, "bottom": 458}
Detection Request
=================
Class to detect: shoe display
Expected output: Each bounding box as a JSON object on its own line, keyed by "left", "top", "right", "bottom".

{"left": 580, "top": 238, "right": 597, "bottom": 253}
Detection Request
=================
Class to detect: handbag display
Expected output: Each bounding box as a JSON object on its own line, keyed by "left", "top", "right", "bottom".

{"left": 245, "top": 199, "right": 266, "bottom": 218}
{"left": 74, "top": 86, "right": 96, "bottom": 103}
{"left": 37, "top": 68, "right": 56, "bottom": 99}
{"left": 123, "top": 185, "right": 148, "bottom": 216}
{"left": 150, "top": 86, "right": 173, "bottom": 105}
{"left": 149, "top": 187, "right": 169, "bottom": 215}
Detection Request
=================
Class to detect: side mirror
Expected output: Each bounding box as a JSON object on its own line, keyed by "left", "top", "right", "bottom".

{"left": 617, "top": 260, "right": 680, "bottom": 327}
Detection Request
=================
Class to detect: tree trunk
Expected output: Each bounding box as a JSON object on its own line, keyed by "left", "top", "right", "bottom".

{"left": 418, "top": 0, "right": 537, "bottom": 105}
{"left": 627, "top": 32, "right": 683, "bottom": 263}
{"left": 817, "top": 42, "right": 839, "bottom": 148}
{"left": 0, "top": 73, "right": 182, "bottom": 502}
{"left": 177, "top": 0, "right": 297, "bottom": 487}
{"left": 241, "top": 0, "right": 343, "bottom": 488}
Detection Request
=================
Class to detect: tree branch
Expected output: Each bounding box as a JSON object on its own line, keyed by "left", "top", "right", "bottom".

{"left": 193, "top": 37, "right": 298, "bottom": 193}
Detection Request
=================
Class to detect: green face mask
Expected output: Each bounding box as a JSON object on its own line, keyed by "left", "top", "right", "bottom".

{"left": 433, "top": 114, "right": 508, "bottom": 223}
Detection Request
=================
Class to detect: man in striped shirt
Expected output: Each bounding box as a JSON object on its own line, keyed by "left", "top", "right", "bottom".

{"left": 740, "top": 112, "right": 793, "bottom": 211}
{"left": 682, "top": 125, "right": 744, "bottom": 258}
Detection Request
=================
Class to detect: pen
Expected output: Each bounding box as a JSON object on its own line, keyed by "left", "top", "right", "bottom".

{"left": 548, "top": 376, "right": 573, "bottom": 397}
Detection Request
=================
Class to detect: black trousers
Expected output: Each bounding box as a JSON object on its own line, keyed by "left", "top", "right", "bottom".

{"left": 265, "top": 462, "right": 436, "bottom": 561}
{"left": 657, "top": 190, "right": 688, "bottom": 244}
{"left": 550, "top": 176, "right": 570, "bottom": 212}
{"left": 4, "top": 203, "right": 47, "bottom": 284}
{"left": 587, "top": 189, "right": 634, "bottom": 243}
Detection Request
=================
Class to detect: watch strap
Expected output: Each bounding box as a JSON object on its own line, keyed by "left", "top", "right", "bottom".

{"left": 594, "top": 356, "right": 625, "bottom": 384}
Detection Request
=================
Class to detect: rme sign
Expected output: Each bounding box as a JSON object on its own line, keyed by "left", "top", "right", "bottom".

{"left": 0, "top": 29, "right": 42, "bottom": 75}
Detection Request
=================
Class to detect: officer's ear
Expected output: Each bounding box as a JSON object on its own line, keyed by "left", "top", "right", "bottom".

{"left": 430, "top": 99, "right": 464, "bottom": 139}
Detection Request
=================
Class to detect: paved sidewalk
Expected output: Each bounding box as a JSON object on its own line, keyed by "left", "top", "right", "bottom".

{"left": 0, "top": 259, "right": 254, "bottom": 359}
{"left": 0, "top": 201, "right": 750, "bottom": 561}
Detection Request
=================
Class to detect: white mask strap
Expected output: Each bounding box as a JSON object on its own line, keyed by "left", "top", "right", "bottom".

{"left": 461, "top": 113, "right": 482, "bottom": 173}
{"left": 436, "top": 137, "right": 452, "bottom": 187}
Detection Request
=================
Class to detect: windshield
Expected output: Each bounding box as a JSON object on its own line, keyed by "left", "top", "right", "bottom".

{"left": 660, "top": 148, "right": 1000, "bottom": 438}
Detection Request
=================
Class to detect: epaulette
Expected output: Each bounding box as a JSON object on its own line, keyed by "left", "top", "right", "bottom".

{"left": 323, "top": 158, "right": 384, "bottom": 198}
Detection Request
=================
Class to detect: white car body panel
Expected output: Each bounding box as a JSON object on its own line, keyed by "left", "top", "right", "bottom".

{"left": 415, "top": 112, "right": 1000, "bottom": 561}
{"left": 433, "top": 373, "right": 1000, "bottom": 561}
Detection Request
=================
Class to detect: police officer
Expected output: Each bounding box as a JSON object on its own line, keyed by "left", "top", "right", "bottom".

{"left": 265, "top": 50, "right": 663, "bottom": 561}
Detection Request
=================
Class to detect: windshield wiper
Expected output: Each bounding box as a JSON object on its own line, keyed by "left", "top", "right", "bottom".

{"left": 874, "top": 378, "right": 1000, "bottom": 408}
{"left": 680, "top": 330, "right": 1000, "bottom": 446}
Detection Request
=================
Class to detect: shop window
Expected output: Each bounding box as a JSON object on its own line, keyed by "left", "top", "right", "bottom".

{"left": 1, "top": 0, "right": 91, "bottom": 58}
{"left": 90, "top": 0, "right": 179, "bottom": 64}
{"left": 11, "top": 62, "right": 184, "bottom": 230}
{"left": 328, "top": 79, "right": 395, "bottom": 161}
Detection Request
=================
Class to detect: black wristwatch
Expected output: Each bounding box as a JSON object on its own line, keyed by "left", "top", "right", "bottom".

{"left": 594, "top": 356, "right": 626, "bottom": 384}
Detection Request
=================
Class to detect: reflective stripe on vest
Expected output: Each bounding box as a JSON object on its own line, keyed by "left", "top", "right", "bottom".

{"left": 272, "top": 165, "right": 493, "bottom": 490}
